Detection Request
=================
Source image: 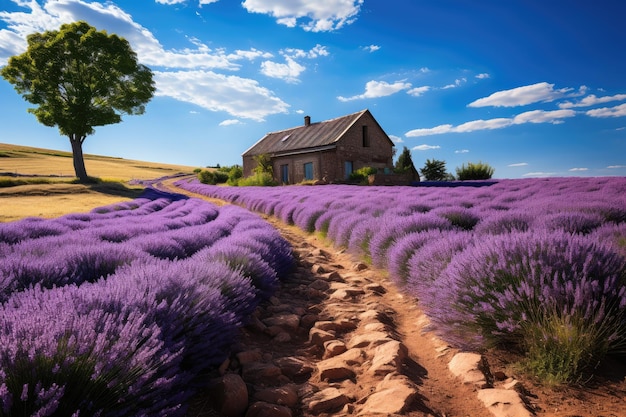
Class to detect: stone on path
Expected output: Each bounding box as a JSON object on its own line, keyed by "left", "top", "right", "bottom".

{"left": 477, "top": 389, "right": 534, "bottom": 417}
{"left": 307, "top": 388, "right": 350, "bottom": 414}
{"left": 358, "top": 374, "right": 418, "bottom": 416}
{"left": 448, "top": 352, "right": 489, "bottom": 388}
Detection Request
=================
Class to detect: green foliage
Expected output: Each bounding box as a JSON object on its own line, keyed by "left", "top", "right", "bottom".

{"left": 193, "top": 168, "right": 202, "bottom": 173}
{"left": 198, "top": 169, "right": 229, "bottom": 185}
{"left": 1, "top": 21, "right": 155, "bottom": 181}
{"left": 237, "top": 172, "right": 277, "bottom": 186}
{"left": 225, "top": 165, "right": 243, "bottom": 185}
{"left": 455, "top": 161, "right": 495, "bottom": 180}
{"left": 349, "top": 166, "right": 377, "bottom": 184}
{"left": 394, "top": 146, "right": 417, "bottom": 174}
{"left": 521, "top": 311, "right": 620, "bottom": 385}
{"left": 420, "top": 159, "right": 451, "bottom": 181}
{"left": 253, "top": 154, "right": 273, "bottom": 175}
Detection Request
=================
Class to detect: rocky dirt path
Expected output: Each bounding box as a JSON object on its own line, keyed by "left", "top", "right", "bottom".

{"left": 190, "top": 218, "right": 498, "bottom": 417}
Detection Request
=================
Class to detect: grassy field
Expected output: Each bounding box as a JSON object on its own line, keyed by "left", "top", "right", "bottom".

{"left": 0, "top": 143, "right": 198, "bottom": 222}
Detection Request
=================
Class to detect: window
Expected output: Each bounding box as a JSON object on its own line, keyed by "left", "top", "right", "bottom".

{"left": 281, "top": 164, "right": 289, "bottom": 184}
{"left": 344, "top": 161, "right": 353, "bottom": 179}
{"left": 304, "top": 162, "right": 314, "bottom": 180}
{"left": 362, "top": 125, "right": 370, "bottom": 147}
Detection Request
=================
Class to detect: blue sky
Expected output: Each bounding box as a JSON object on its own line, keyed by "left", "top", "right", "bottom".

{"left": 1, "top": 0, "right": 625, "bottom": 179}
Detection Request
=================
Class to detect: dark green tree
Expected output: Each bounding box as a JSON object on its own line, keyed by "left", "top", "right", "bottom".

{"left": 394, "top": 146, "right": 418, "bottom": 175}
{"left": 420, "top": 158, "right": 451, "bottom": 181}
{"left": 1, "top": 21, "right": 155, "bottom": 182}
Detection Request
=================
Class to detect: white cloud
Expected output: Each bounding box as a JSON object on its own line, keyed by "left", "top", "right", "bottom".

{"left": 219, "top": 119, "right": 241, "bottom": 126}
{"left": 282, "top": 44, "right": 329, "bottom": 59}
{"left": 512, "top": 109, "right": 576, "bottom": 125}
{"left": 260, "top": 44, "right": 328, "bottom": 83}
{"left": 559, "top": 93, "right": 626, "bottom": 109}
{"left": 569, "top": 167, "right": 588, "bottom": 172}
{"left": 389, "top": 135, "right": 403, "bottom": 143}
{"left": 469, "top": 82, "right": 572, "bottom": 108}
{"left": 455, "top": 149, "right": 469, "bottom": 154}
{"left": 242, "top": 0, "right": 363, "bottom": 32}
{"left": 405, "top": 109, "right": 576, "bottom": 137}
{"left": 363, "top": 44, "right": 380, "bottom": 53}
{"left": 508, "top": 162, "right": 528, "bottom": 167}
{"left": 261, "top": 57, "right": 306, "bottom": 83}
{"left": 522, "top": 172, "right": 557, "bottom": 177}
{"left": 586, "top": 103, "right": 626, "bottom": 118}
{"left": 407, "top": 86, "right": 430, "bottom": 97}
{"left": 412, "top": 144, "right": 441, "bottom": 151}
{"left": 154, "top": 70, "right": 289, "bottom": 121}
{"left": 455, "top": 118, "right": 512, "bottom": 133}
{"left": 475, "top": 73, "right": 490, "bottom": 79}
{"left": 442, "top": 78, "right": 466, "bottom": 89}
{"left": 607, "top": 165, "right": 626, "bottom": 169}
{"left": 337, "top": 80, "right": 411, "bottom": 102}
{"left": 405, "top": 124, "right": 454, "bottom": 137}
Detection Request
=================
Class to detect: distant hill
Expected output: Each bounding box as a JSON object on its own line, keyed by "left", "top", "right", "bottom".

{"left": 0, "top": 143, "right": 197, "bottom": 181}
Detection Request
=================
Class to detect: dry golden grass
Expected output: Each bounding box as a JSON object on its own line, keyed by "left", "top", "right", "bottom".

{"left": 0, "top": 143, "right": 197, "bottom": 181}
{"left": 0, "top": 143, "right": 198, "bottom": 222}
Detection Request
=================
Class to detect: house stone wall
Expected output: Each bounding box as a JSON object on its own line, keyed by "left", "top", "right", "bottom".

{"left": 334, "top": 111, "right": 394, "bottom": 178}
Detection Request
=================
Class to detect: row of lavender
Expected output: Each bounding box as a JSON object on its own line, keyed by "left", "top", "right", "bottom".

{"left": 0, "top": 188, "right": 293, "bottom": 416}
{"left": 175, "top": 177, "right": 626, "bottom": 382}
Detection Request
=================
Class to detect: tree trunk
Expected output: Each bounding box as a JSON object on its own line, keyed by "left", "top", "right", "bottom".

{"left": 69, "top": 134, "right": 88, "bottom": 182}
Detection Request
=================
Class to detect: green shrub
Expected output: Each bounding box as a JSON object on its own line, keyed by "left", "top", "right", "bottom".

{"left": 455, "top": 162, "right": 495, "bottom": 180}
{"left": 237, "top": 172, "right": 277, "bottom": 186}
{"left": 213, "top": 171, "right": 229, "bottom": 184}
{"left": 197, "top": 169, "right": 229, "bottom": 185}
{"left": 349, "top": 167, "right": 377, "bottom": 183}
{"left": 227, "top": 166, "right": 243, "bottom": 185}
{"left": 198, "top": 170, "right": 215, "bottom": 184}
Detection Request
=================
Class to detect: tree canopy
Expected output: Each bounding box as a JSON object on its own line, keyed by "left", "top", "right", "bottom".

{"left": 420, "top": 158, "right": 452, "bottom": 181}
{"left": 1, "top": 21, "right": 155, "bottom": 181}
{"left": 394, "top": 146, "right": 418, "bottom": 176}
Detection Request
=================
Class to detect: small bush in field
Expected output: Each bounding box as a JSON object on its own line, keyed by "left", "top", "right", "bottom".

{"left": 237, "top": 172, "right": 277, "bottom": 186}
{"left": 455, "top": 161, "right": 494, "bottom": 180}
{"left": 349, "top": 166, "right": 377, "bottom": 183}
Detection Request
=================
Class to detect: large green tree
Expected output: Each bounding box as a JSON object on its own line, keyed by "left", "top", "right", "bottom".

{"left": 394, "top": 146, "right": 418, "bottom": 177}
{"left": 420, "top": 158, "right": 452, "bottom": 181}
{"left": 1, "top": 21, "right": 155, "bottom": 182}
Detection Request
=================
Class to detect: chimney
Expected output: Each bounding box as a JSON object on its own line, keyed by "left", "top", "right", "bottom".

{"left": 304, "top": 115, "right": 311, "bottom": 126}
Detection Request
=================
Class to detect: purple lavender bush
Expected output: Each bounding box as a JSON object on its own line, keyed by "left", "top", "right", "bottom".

{"left": 424, "top": 231, "right": 626, "bottom": 382}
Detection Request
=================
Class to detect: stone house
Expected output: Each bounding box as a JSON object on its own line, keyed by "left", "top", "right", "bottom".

{"left": 242, "top": 109, "right": 401, "bottom": 184}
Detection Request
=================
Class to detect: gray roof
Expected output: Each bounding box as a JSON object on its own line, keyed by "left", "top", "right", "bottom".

{"left": 243, "top": 109, "right": 376, "bottom": 157}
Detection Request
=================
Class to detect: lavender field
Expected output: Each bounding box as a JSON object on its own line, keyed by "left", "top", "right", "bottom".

{"left": 175, "top": 176, "right": 626, "bottom": 383}
{"left": 0, "top": 188, "right": 293, "bottom": 416}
